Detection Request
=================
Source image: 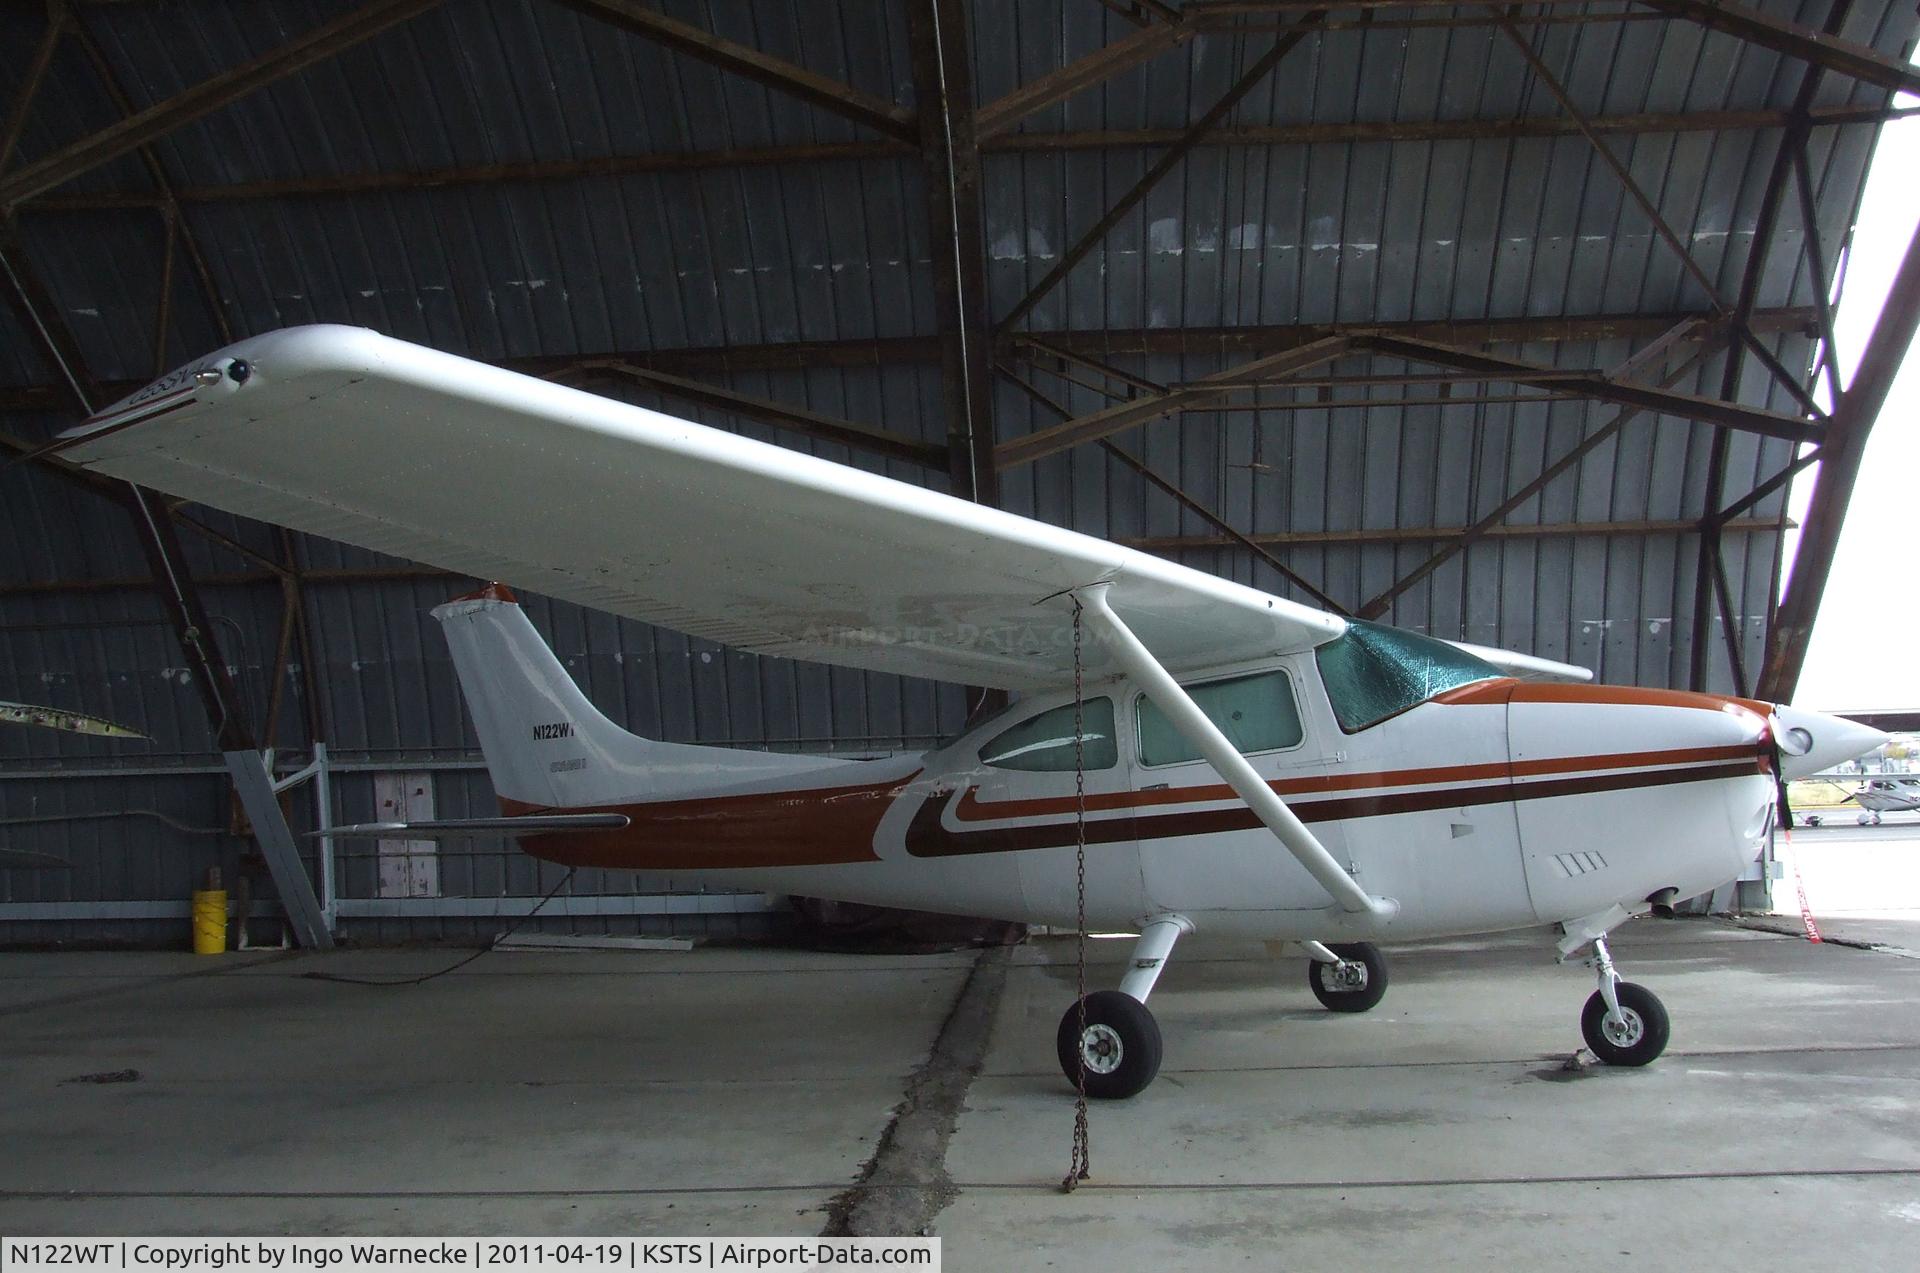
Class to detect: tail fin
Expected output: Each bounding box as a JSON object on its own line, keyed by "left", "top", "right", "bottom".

{"left": 433, "top": 584, "right": 848, "bottom": 808}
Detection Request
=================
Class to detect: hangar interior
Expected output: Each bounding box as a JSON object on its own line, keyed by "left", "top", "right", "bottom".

{"left": 2, "top": 0, "right": 1918, "bottom": 944}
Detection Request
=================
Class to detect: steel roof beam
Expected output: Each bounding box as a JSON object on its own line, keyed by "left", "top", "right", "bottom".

{"left": 1760, "top": 214, "right": 1920, "bottom": 701}
{"left": 1494, "top": 13, "right": 1825, "bottom": 422}
{"left": 0, "top": 1, "right": 66, "bottom": 175}
{"left": 1126, "top": 516, "right": 1788, "bottom": 552}
{"left": 0, "top": 308, "right": 1819, "bottom": 413}
{"left": 996, "top": 12, "right": 1325, "bottom": 335}
{"left": 1356, "top": 345, "right": 1719, "bottom": 620}
{"left": 556, "top": 0, "right": 917, "bottom": 143}
{"left": 994, "top": 335, "right": 1352, "bottom": 469}
{"left": 1690, "top": 0, "right": 1852, "bottom": 694}
{"left": 0, "top": 0, "right": 445, "bottom": 211}
{"left": 21, "top": 103, "right": 1910, "bottom": 211}
{"left": 1359, "top": 333, "right": 1818, "bottom": 443}
{"left": 974, "top": 18, "right": 1197, "bottom": 139}
{"left": 560, "top": 360, "right": 949, "bottom": 471}
{"left": 66, "top": 19, "right": 234, "bottom": 346}
{"left": 997, "top": 360, "right": 1349, "bottom": 613}
{"left": 1636, "top": 0, "right": 1920, "bottom": 97}
{"left": 1792, "top": 141, "right": 1847, "bottom": 407}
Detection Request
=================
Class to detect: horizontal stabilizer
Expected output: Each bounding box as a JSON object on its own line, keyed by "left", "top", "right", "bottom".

{"left": 312, "top": 814, "right": 630, "bottom": 839}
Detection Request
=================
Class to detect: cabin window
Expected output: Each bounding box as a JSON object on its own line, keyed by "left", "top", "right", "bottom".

{"left": 1315, "top": 619, "right": 1501, "bottom": 733}
{"left": 1135, "top": 670, "right": 1304, "bottom": 767}
{"left": 980, "top": 697, "right": 1118, "bottom": 772}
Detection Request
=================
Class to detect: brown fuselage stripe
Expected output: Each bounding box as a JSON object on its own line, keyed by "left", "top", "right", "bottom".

{"left": 953, "top": 742, "right": 1766, "bottom": 821}
{"left": 506, "top": 772, "right": 918, "bottom": 871}
{"left": 906, "top": 758, "right": 1768, "bottom": 858}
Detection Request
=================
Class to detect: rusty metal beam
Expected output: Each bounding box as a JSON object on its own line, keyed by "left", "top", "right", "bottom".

{"left": 0, "top": 1, "right": 66, "bottom": 175}
{"left": 1636, "top": 0, "right": 1920, "bottom": 97}
{"left": 1355, "top": 346, "right": 1717, "bottom": 620}
{"left": 996, "top": 12, "right": 1324, "bottom": 335}
{"left": 909, "top": 0, "right": 998, "bottom": 504}
{"left": 0, "top": 308, "right": 1818, "bottom": 414}
{"left": 1358, "top": 333, "right": 1818, "bottom": 443}
{"left": 563, "top": 360, "right": 949, "bottom": 470}
{"left": 974, "top": 18, "right": 1196, "bottom": 139}
{"left": 1126, "top": 516, "right": 1787, "bottom": 552}
{"left": 998, "top": 360, "right": 1348, "bottom": 613}
{"left": 0, "top": 235, "right": 332, "bottom": 946}
{"left": 1495, "top": 12, "right": 1823, "bottom": 421}
{"left": 1692, "top": 0, "right": 1848, "bottom": 691}
{"left": 1716, "top": 446, "right": 1820, "bottom": 526}
{"left": 557, "top": 0, "right": 916, "bottom": 143}
{"left": 66, "top": 17, "right": 235, "bottom": 345}
{"left": 0, "top": 0, "right": 445, "bottom": 211}
{"left": 1760, "top": 215, "right": 1920, "bottom": 701}
{"left": 1792, "top": 141, "right": 1846, "bottom": 407}
{"left": 995, "top": 336, "right": 1352, "bottom": 470}
{"left": 1708, "top": 539, "right": 1750, "bottom": 696}
{"left": 21, "top": 103, "right": 1911, "bottom": 211}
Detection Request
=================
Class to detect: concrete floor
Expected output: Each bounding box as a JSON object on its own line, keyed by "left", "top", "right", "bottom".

{"left": 3, "top": 918, "right": 1917, "bottom": 1270}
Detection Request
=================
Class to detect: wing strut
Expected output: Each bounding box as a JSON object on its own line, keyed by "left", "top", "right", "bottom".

{"left": 1075, "top": 584, "right": 1398, "bottom": 924}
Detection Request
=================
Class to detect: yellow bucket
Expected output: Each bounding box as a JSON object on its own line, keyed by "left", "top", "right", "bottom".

{"left": 191, "top": 889, "right": 227, "bottom": 955}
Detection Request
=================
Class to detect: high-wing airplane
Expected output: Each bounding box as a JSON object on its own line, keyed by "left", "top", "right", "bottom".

{"left": 58, "top": 325, "right": 1885, "bottom": 1097}
{"left": 1801, "top": 776, "right": 1920, "bottom": 826}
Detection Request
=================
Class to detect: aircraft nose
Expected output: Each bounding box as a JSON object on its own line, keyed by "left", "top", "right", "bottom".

{"left": 1770, "top": 706, "right": 1887, "bottom": 781}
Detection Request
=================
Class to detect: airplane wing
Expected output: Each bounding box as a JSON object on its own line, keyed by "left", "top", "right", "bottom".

{"left": 59, "top": 325, "right": 1344, "bottom": 691}
{"left": 1451, "top": 642, "right": 1593, "bottom": 684}
{"left": 60, "top": 325, "right": 1585, "bottom": 691}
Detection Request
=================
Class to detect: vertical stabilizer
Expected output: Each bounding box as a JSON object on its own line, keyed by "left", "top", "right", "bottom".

{"left": 433, "top": 584, "right": 848, "bottom": 808}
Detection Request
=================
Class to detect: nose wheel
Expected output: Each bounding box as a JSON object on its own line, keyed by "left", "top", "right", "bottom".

{"left": 1580, "top": 981, "right": 1669, "bottom": 1065}
{"left": 1566, "top": 927, "right": 1670, "bottom": 1066}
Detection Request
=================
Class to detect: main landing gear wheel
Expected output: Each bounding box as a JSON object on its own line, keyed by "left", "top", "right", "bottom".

{"left": 1308, "top": 941, "right": 1389, "bottom": 1013}
{"left": 1057, "top": 989, "right": 1163, "bottom": 1100}
{"left": 1580, "top": 982, "right": 1670, "bottom": 1066}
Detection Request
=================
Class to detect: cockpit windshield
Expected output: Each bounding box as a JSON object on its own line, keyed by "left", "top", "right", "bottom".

{"left": 1314, "top": 620, "right": 1503, "bottom": 733}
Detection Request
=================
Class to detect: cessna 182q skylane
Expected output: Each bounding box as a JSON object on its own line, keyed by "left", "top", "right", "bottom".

{"left": 60, "top": 325, "right": 1883, "bottom": 1097}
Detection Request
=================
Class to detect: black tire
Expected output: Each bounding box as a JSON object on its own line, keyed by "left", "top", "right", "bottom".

{"left": 1308, "top": 942, "right": 1389, "bottom": 1013}
{"left": 1580, "top": 981, "right": 1670, "bottom": 1066}
{"left": 1056, "top": 989, "right": 1163, "bottom": 1100}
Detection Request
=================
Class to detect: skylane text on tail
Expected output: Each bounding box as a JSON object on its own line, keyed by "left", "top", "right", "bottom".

{"left": 57, "top": 325, "right": 1884, "bottom": 1097}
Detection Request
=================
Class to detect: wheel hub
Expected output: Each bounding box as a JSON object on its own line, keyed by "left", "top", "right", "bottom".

{"left": 1330, "top": 960, "right": 1368, "bottom": 991}
{"left": 1079, "top": 1023, "right": 1124, "bottom": 1075}
{"left": 1601, "top": 1006, "right": 1645, "bottom": 1049}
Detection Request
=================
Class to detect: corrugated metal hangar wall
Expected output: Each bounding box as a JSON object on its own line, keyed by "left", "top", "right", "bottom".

{"left": 2, "top": 0, "right": 1916, "bottom": 944}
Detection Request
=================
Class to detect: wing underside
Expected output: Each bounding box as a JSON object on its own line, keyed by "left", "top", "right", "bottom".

{"left": 61, "top": 325, "right": 1344, "bottom": 690}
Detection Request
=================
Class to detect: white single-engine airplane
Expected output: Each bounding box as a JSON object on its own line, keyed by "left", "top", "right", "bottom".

{"left": 1802, "top": 776, "right": 1920, "bottom": 826}
{"left": 60, "top": 326, "right": 1884, "bottom": 1097}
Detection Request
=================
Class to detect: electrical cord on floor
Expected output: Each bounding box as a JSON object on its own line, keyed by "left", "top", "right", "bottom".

{"left": 300, "top": 868, "right": 577, "bottom": 987}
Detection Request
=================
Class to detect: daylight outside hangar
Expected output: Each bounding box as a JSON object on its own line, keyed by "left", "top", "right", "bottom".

{"left": 4, "top": 0, "right": 1913, "bottom": 938}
